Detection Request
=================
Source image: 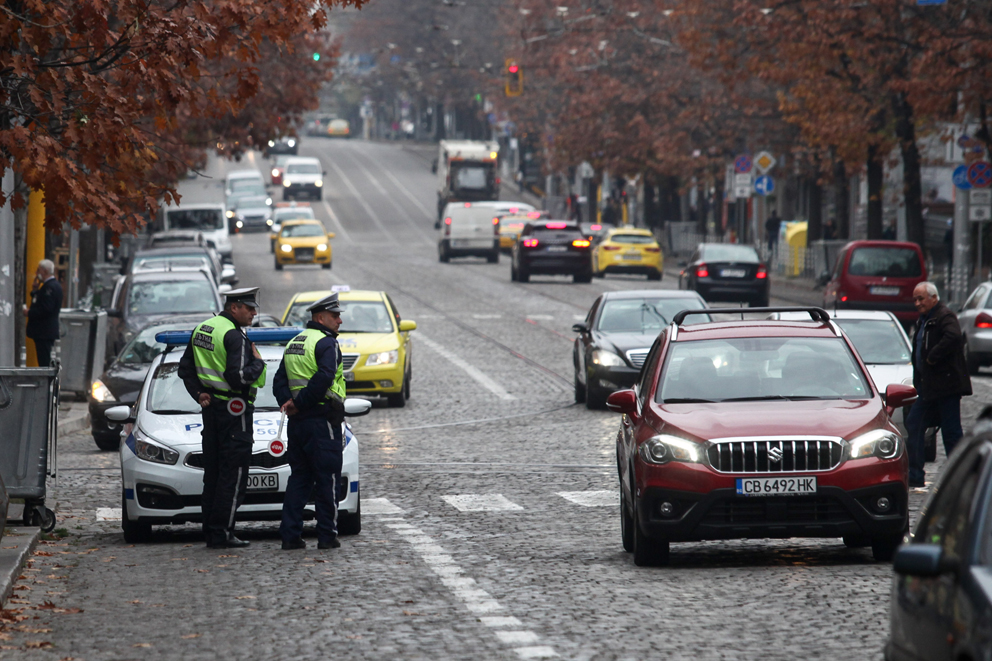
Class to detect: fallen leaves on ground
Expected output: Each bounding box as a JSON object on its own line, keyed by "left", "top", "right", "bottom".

{"left": 180, "top": 634, "right": 201, "bottom": 639}
{"left": 25, "top": 641, "right": 53, "bottom": 649}
{"left": 133, "top": 643, "right": 151, "bottom": 648}
{"left": 235, "top": 596, "right": 256, "bottom": 600}
{"left": 35, "top": 601, "right": 82, "bottom": 614}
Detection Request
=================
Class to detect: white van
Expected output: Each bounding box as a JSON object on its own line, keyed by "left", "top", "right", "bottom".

{"left": 157, "top": 203, "right": 232, "bottom": 262}
{"left": 437, "top": 202, "right": 500, "bottom": 263}
{"left": 225, "top": 170, "right": 265, "bottom": 195}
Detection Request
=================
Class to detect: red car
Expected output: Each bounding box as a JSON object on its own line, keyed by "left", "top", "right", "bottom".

{"left": 608, "top": 307, "right": 915, "bottom": 567}
{"left": 822, "top": 240, "right": 926, "bottom": 326}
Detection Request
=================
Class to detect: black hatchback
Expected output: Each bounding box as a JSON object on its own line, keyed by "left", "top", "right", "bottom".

{"left": 885, "top": 410, "right": 992, "bottom": 661}
{"left": 511, "top": 221, "right": 593, "bottom": 283}
{"left": 678, "top": 243, "right": 769, "bottom": 306}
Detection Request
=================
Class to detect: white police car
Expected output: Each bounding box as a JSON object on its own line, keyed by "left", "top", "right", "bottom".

{"left": 106, "top": 328, "right": 365, "bottom": 543}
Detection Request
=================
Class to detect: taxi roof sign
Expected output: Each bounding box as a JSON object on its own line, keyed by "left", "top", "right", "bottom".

{"left": 155, "top": 327, "right": 304, "bottom": 346}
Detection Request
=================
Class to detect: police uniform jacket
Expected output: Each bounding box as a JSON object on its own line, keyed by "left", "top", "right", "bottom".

{"left": 177, "top": 310, "right": 267, "bottom": 413}
{"left": 273, "top": 320, "right": 342, "bottom": 422}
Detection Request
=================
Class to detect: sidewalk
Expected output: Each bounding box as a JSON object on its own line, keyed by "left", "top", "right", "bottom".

{"left": 57, "top": 400, "right": 90, "bottom": 436}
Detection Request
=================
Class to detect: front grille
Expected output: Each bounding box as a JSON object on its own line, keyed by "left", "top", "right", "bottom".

{"left": 706, "top": 438, "right": 843, "bottom": 473}
{"left": 626, "top": 348, "right": 650, "bottom": 368}
{"left": 294, "top": 247, "right": 314, "bottom": 261}
{"left": 185, "top": 451, "right": 288, "bottom": 470}
{"left": 341, "top": 353, "right": 359, "bottom": 371}
{"left": 702, "top": 496, "right": 849, "bottom": 525}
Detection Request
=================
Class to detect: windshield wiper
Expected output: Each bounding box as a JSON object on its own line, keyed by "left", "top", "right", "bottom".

{"left": 721, "top": 395, "right": 824, "bottom": 402}
{"left": 254, "top": 406, "right": 281, "bottom": 412}
{"left": 663, "top": 398, "right": 716, "bottom": 403}
{"left": 150, "top": 409, "right": 199, "bottom": 415}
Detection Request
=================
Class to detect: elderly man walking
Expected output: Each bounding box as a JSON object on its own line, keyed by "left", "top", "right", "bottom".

{"left": 24, "top": 259, "right": 62, "bottom": 368}
{"left": 906, "top": 281, "right": 972, "bottom": 487}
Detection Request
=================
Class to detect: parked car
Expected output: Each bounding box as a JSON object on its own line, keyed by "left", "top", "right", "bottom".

{"left": 511, "top": 221, "right": 593, "bottom": 283}
{"left": 678, "top": 243, "right": 769, "bottom": 306}
{"left": 609, "top": 306, "right": 914, "bottom": 566}
{"left": 436, "top": 202, "right": 500, "bottom": 263}
{"left": 822, "top": 240, "right": 926, "bottom": 327}
{"left": 573, "top": 290, "right": 709, "bottom": 409}
{"left": 592, "top": 227, "right": 663, "bottom": 280}
{"left": 885, "top": 409, "right": 992, "bottom": 661}
{"left": 955, "top": 280, "right": 992, "bottom": 374}
{"left": 265, "top": 136, "right": 298, "bottom": 157}
{"left": 281, "top": 157, "right": 325, "bottom": 201}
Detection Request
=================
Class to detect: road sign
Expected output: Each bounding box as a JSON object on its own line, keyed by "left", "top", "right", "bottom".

{"left": 734, "top": 185, "right": 752, "bottom": 199}
{"left": 967, "top": 161, "right": 992, "bottom": 188}
{"left": 971, "top": 189, "right": 991, "bottom": 205}
{"left": 970, "top": 206, "right": 991, "bottom": 221}
{"left": 954, "top": 165, "right": 973, "bottom": 190}
{"left": 754, "top": 175, "right": 775, "bottom": 196}
{"left": 754, "top": 152, "right": 776, "bottom": 173}
{"left": 734, "top": 155, "right": 752, "bottom": 174}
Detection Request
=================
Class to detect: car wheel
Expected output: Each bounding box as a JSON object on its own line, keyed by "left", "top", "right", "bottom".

{"left": 517, "top": 268, "right": 530, "bottom": 283}
{"left": 585, "top": 384, "right": 608, "bottom": 410}
{"left": 925, "top": 427, "right": 938, "bottom": 463}
{"left": 439, "top": 243, "right": 450, "bottom": 263}
{"left": 386, "top": 388, "right": 406, "bottom": 408}
{"left": 121, "top": 491, "right": 152, "bottom": 544}
{"left": 632, "top": 497, "right": 669, "bottom": 567}
{"left": 620, "top": 483, "right": 634, "bottom": 553}
{"left": 270, "top": 240, "right": 275, "bottom": 254}
{"left": 274, "top": 259, "right": 283, "bottom": 271}
{"left": 93, "top": 433, "right": 120, "bottom": 452}
{"left": 964, "top": 341, "right": 981, "bottom": 375}
{"left": 510, "top": 263, "right": 518, "bottom": 281}
{"left": 487, "top": 251, "right": 499, "bottom": 264}
{"left": 573, "top": 272, "right": 592, "bottom": 284}
{"left": 871, "top": 534, "right": 903, "bottom": 562}
{"left": 338, "top": 493, "right": 362, "bottom": 536}
{"left": 322, "top": 262, "right": 331, "bottom": 270}
{"left": 403, "top": 368, "right": 411, "bottom": 401}
{"left": 647, "top": 270, "right": 662, "bottom": 281}
{"left": 315, "top": 192, "right": 323, "bottom": 201}
{"left": 574, "top": 373, "right": 586, "bottom": 403}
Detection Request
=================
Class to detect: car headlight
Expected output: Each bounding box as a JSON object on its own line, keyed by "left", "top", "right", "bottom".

{"left": 317, "top": 243, "right": 328, "bottom": 252}
{"left": 265, "top": 197, "right": 272, "bottom": 206}
{"left": 640, "top": 435, "right": 702, "bottom": 465}
{"left": 592, "top": 349, "right": 625, "bottom": 367}
{"left": 280, "top": 244, "right": 292, "bottom": 253}
{"left": 91, "top": 379, "right": 115, "bottom": 403}
{"left": 366, "top": 350, "right": 398, "bottom": 366}
{"left": 287, "top": 139, "right": 296, "bottom": 147}
{"left": 226, "top": 210, "right": 235, "bottom": 218}
{"left": 266, "top": 219, "right": 273, "bottom": 226}
{"left": 314, "top": 180, "right": 323, "bottom": 188}
{"left": 848, "top": 429, "right": 901, "bottom": 460}
{"left": 268, "top": 140, "right": 275, "bottom": 147}
{"left": 236, "top": 220, "right": 243, "bottom": 228}
{"left": 283, "top": 180, "right": 291, "bottom": 187}
{"left": 134, "top": 432, "right": 179, "bottom": 465}
{"left": 271, "top": 168, "right": 279, "bottom": 177}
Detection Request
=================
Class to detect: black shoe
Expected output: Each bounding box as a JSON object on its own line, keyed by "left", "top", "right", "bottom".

{"left": 282, "top": 537, "right": 306, "bottom": 550}
{"left": 909, "top": 478, "right": 926, "bottom": 488}
{"left": 317, "top": 537, "right": 341, "bottom": 550}
{"left": 208, "top": 535, "right": 250, "bottom": 549}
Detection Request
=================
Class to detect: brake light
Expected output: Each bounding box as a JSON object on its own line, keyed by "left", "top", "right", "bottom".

{"left": 976, "top": 312, "right": 992, "bottom": 328}
{"left": 546, "top": 222, "right": 567, "bottom": 229}
{"left": 523, "top": 238, "right": 539, "bottom": 248}
{"left": 464, "top": 202, "right": 472, "bottom": 208}
{"left": 572, "top": 239, "right": 591, "bottom": 248}
{"left": 527, "top": 211, "right": 542, "bottom": 219}
{"left": 645, "top": 247, "right": 661, "bottom": 253}
{"left": 590, "top": 224, "right": 602, "bottom": 231}
{"left": 603, "top": 245, "right": 621, "bottom": 251}
{"left": 696, "top": 263, "right": 709, "bottom": 278}
{"left": 840, "top": 294, "right": 848, "bottom": 302}
{"left": 444, "top": 217, "right": 452, "bottom": 225}
{"left": 756, "top": 265, "right": 767, "bottom": 279}
{"left": 496, "top": 177, "right": 501, "bottom": 186}
{"left": 492, "top": 217, "right": 500, "bottom": 225}
{"left": 509, "top": 207, "right": 519, "bottom": 213}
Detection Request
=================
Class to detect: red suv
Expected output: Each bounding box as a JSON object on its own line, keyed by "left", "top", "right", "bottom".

{"left": 608, "top": 307, "right": 915, "bottom": 566}
{"left": 822, "top": 241, "right": 926, "bottom": 325}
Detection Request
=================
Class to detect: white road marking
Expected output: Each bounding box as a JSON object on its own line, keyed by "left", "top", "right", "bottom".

{"left": 96, "top": 507, "right": 122, "bottom": 521}
{"left": 472, "top": 313, "right": 503, "bottom": 319}
{"left": 515, "top": 646, "right": 559, "bottom": 659}
{"left": 497, "top": 631, "right": 541, "bottom": 645}
{"left": 321, "top": 199, "right": 352, "bottom": 244}
{"left": 526, "top": 314, "right": 554, "bottom": 320}
{"left": 557, "top": 491, "right": 618, "bottom": 507}
{"left": 441, "top": 494, "right": 524, "bottom": 512}
{"left": 362, "top": 498, "right": 404, "bottom": 515}
{"left": 321, "top": 156, "right": 398, "bottom": 243}
{"left": 572, "top": 314, "right": 586, "bottom": 321}
{"left": 416, "top": 334, "right": 516, "bottom": 400}
{"left": 481, "top": 616, "right": 524, "bottom": 628}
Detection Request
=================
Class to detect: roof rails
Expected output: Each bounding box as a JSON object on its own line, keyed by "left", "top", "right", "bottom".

{"left": 672, "top": 306, "right": 832, "bottom": 326}
{"left": 155, "top": 327, "right": 304, "bottom": 346}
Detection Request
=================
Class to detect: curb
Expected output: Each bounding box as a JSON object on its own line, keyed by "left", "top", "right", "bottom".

{"left": 0, "top": 527, "right": 41, "bottom": 607}
{"left": 57, "top": 412, "right": 90, "bottom": 436}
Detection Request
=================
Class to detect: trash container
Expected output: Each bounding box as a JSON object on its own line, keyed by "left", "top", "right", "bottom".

{"left": 0, "top": 367, "right": 58, "bottom": 531}
{"left": 784, "top": 221, "right": 808, "bottom": 277}
{"left": 58, "top": 309, "right": 107, "bottom": 399}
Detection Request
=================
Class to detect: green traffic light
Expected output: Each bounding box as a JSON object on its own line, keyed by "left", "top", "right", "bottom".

{"left": 313, "top": 52, "right": 321, "bottom": 62}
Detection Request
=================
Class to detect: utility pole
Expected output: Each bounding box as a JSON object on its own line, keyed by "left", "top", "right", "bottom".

{"left": 0, "top": 170, "right": 15, "bottom": 366}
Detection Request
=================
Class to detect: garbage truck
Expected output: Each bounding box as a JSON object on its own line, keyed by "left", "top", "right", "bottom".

{"left": 433, "top": 140, "right": 500, "bottom": 219}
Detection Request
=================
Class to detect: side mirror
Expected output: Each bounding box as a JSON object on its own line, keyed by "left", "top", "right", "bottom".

{"left": 606, "top": 389, "right": 638, "bottom": 415}
{"left": 327, "top": 232, "right": 336, "bottom": 239}
{"left": 572, "top": 322, "right": 589, "bottom": 333}
{"left": 105, "top": 405, "right": 135, "bottom": 423}
{"left": 892, "top": 544, "right": 954, "bottom": 577}
{"left": 271, "top": 224, "right": 281, "bottom": 234}
{"left": 222, "top": 265, "right": 236, "bottom": 281}
{"left": 219, "top": 284, "right": 232, "bottom": 293}
{"left": 431, "top": 159, "right": 438, "bottom": 174}
{"left": 399, "top": 320, "right": 417, "bottom": 332}
{"left": 344, "top": 397, "right": 372, "bottom": 417}
{"left": 884, "top": 383, "right": 917, "bottom": 410}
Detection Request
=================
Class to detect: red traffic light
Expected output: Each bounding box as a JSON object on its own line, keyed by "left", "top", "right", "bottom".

{"left": 508, "top": 64, "right": 519, "bottom": 73}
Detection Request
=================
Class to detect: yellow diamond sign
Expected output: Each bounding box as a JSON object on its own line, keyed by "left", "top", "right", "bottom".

{"left": 755, "top": 151, "right": 776, "bottom": 173}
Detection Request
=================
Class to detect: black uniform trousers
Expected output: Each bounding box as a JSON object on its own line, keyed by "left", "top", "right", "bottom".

{"left": 200, "top": 404, "right": 253, "bottom": 545}
{"left": 34, "top": 339, "right": 54, "bottom": 367}
{"left": 280, "top": 416, "right": 342, "bottom": 544}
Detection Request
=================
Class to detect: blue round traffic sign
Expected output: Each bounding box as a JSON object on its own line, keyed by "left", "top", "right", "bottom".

{"left": 968, "top": 161, "right": 992, "bottom": 188}
{"left": 754, "top": 175, "right": 775, "bottom": 196}
{"left": 954, "top": 164, "right": 973, "bottom": 190}
{"left": 734, "top": 155, "right": 753, "bottom": 174}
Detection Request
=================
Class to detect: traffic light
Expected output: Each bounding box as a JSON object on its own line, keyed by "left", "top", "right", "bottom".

{"left": 505, "top": 59, "right": 523, "bottom": 97}
{"left": 313, "top": 52, "right": 321, "bottom": 62}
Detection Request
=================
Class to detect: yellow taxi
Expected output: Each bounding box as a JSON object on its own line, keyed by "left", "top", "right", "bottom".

{"left": 327, "top": 119, "right": 351, "bottom": 138}
{"left": 269, "top": 202, "right": 316, "bottom": 252}
{"left": 281, "top": 288, "right": 416, "bottom": 407}
{"left": 592, "top": 227, "right": 663, "bottom": 280}
{"left": 499, "top": 211, "right": 548, "bottom": 252}
{"left": 274, "top": 219, "right": 334, "bottom": 270}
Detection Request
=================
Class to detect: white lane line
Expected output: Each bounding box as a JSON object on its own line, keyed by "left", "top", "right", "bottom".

{"left": 515, "top": 646, "right": 559, "bottom": 659}
{"left": 321, "top": 199, "right": 352, "bottom": 244}
{"left": 356, "top": 147, "right": 437, "bottom": 220}
{"left": 96, "top": 507, "right": 122, "bottom": 521}
{"left": 340, "top": 149, "right": 433, "bottom": 243}
{"left": 557, "top": 490, "right": 618, "bottom": 507}
{"left": 363, "top": 498, "right": 404, "bottom": 515}
{"left": 481, "top": 616, "right": 524, "bottom": 628}
{"left": 497, "top": 631, "right": 541, "bottom": 645}
{"left": 441, "top": 494, "right": 524, "bottom": 512}
{"left": 526, "top": 314, "right": 554, "bottom": 320}
{"left": 321, "top": 156, "right": 398, "bottom": 243}
{"left": 472, "top": 314, "right": 503, "bottom": 319}
{"left": 416, "top": 334, "right": 516, "bottom": 401}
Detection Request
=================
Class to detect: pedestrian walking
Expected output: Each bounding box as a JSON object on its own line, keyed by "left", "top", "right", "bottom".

{"left": 24, "top": 259, "right": 62, "bottom": 368}
{"left": 177, "top": 288, "right": 267, "bottom": 548}
{"left": 764, "top": 210, "right": 782, "bottom": 253}
{"left": 906, "top": 281, "right": 972, "bottom": 487}
{"left": 274, "top": 293, "right": 347, "bottom": 551}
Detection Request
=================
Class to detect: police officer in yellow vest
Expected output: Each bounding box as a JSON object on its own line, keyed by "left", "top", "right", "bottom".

{"left": 273, "top": 293, "right": 346, "bottom": 550}
{"left": 178, "top": 288, "right": 267, "bottom": 549}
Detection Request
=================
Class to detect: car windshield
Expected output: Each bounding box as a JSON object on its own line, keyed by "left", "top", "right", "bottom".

{"left": 848, "top": 247, "right": 922, "bottom": 278}
{"left": 286, "top": 162, "right": 321, "bottom": 175}
{"left": 128, "top": 279, "right": 218, "bottom": 316}
{"left": 274, "top": 209, "right": 315, "bottom": 222}
{"left": 285, "top": 300, "right": 394, "bottom": 333}
{"left": 835, "top": 319, "right": 911, "bottom": 364}
{"left": 701, "top": 245, "right": 759, "bottom": 262}
{"left": 166, "top": 209, "right": 223, "bottom": 231}
{"left": 118, "top": 322, "right": 204, "bottom": 365}
{"left": 597, "top": 298, "right": 708, "bottom": 333}
{"left": 610, "top": 234, "right": 656, "bottom": 245}
{"left": 147, "top": 360, "right": 280, "bottom": 414}
{"left": 281, "top": 224, "right": 325, "bottom": 238}
{"left": 657, "top": 337, "right": 870, "bottom": 403}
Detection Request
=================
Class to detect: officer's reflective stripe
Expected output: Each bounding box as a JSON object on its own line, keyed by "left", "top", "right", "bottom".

{"left": 284, "top": 328, "right": 346, "bottom": 405}
{"left": 195, "top": 367, "right": 233, "bottom": 391}
{"left": 287, "top": 379, "right": 310, "bottom": 388}
{"left": 191, "top": 314, "right": 265, "bottom": 404}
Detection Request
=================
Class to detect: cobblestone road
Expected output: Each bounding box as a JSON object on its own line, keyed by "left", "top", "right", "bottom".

{"left": 4, "top": 140, "right": 990, "bottom": 660}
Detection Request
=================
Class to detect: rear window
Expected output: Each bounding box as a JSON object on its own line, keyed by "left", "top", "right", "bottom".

{"left": 597, "top": 298, "right": 708, "bottom": 333}
{"left": 534, "top": 229, "right": 582, "bottom": 240}
{"left": 165, "top": 209, "right": 224, "bottom": 231}
{"left": 848, "top": 247, "right": 922, "bottom": 278}
{"left": 701, "top": 245, "right": 759, "bottom": 262}
{"left": 452, "top": 166, "right": 490, "bottom": 190}
{"left": 610, "top": 234, "right": 656, "bottom": 245}
{"left": 127, "top": 279, "right": 218, "bottom": 316}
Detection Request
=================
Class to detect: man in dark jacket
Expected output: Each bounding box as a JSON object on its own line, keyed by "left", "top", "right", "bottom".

{"left": 25, "top": 259, "right": 62, "bottom": 367}
{"left": 906, "top": 281, "right": 972, "bottom": 487}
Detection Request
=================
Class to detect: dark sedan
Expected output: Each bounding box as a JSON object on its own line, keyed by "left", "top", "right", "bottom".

{"left": 885, "top": 410, "right": 992, "bottom": 661}
{"left": 511, "top": 221, "right": 593, "bottom": 283}
{"left": 573, "top": 290, "right": 710, "bottom": 408}
{"left": 679, "top": 243, "right": 769, "bottom": 306}
{"left": 89, "top": 315, "right": 211, "bottom": 450}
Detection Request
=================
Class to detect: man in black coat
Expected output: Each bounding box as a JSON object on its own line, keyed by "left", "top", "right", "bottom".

{"left": 906, "top": 281, "right": 973, "bottom": 487}
{"left": 24, "top": 259, "right": 62, "bottom": 367}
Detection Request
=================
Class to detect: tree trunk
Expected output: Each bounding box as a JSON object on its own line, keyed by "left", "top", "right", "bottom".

{"left": 867, "top": 145, "right": 884, "bottom": 240}
{"left": 833, "top": 159, "right": 849, "bottom": 240}
{"left": 711, "top": 170, "right": 724, "bottom": 239}
{"left": 808, "top": 178, "right": 823, "bottom": 243}
{"left": 894, "top": 92, "right": 925, "bottom": 251}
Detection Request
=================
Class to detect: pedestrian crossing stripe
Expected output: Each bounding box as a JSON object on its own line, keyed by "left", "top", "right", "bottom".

{"left": 556, "top": 491, "right": 617, "bottom": 507}
{"left": 96, "top": 507, "right": 122, "bottom": 521}
{"left": 442, "top": 494, "right": 523, "bottom": 512}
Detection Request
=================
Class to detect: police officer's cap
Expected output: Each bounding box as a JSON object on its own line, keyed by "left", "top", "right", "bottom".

{"left": 306, "top": 292, "right": 344, "bottom": 314}
{"left": 223, "top": 287, "right": 260, "bottom": 309}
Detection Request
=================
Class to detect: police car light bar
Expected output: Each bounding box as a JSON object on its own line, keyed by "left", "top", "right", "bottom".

{"left": 155, "top": 327, "right": 304, "bottom": 346}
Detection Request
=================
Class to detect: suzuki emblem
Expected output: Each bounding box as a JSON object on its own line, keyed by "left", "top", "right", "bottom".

{"left": 767, "top": 445, "right": 784, "bottom": 463}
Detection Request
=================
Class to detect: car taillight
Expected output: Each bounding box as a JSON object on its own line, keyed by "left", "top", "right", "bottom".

{"left": 463, "top": 202, "right": 472, "bottom": 208}
{"left": 444, "top": 217, "right": 452, "bottom": 225}
{"left": 572, "top": 239, "right": 591, "bottom": 248}
{"left": 976, "top": 312, "right": 992, "bottom": 328}
{"left": 546, "top": 222, "right": 568, "bottom": 229}
{"left": 523, "top": 238, "right": 539, "bottom": 248}
{"left": 645, "top": 247, "right": 661, "bottom": 253}
{"left": 756, "top": 265, "right": 767, "bottom": 279}
{"left": 839, "top": 293, "right": 848, "bottom": 302}
{"left": 527, "top": 211, "right": 542, "bottom": 219}
{"left": 444, "top": 216, "right": 452, "bottom": 236}
{"left": 493, "top": 217, "right": 500, "bottom": 235}
{"left": 697, "top": 263, "right": 709, "bottom": 278}
{"left": 496, "top": 177, "right": 501, "bottom": 186}
{"left": 591, "top": 224, "right": 602, "bottom": 231}
{"left": 603, "top": 245, "right": 621, "bottom": 251}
